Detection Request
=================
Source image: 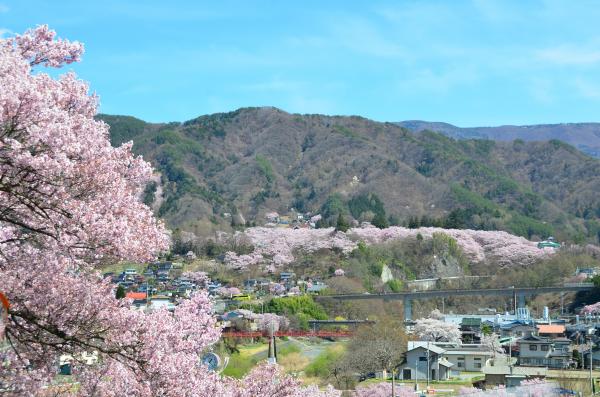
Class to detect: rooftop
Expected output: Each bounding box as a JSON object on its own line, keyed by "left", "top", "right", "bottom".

{"left": 537, "top": 324, "right": 565, "bottom": 334}
{"left": 483, "top": 365, "right": 548, "bottom": 376}
{"left": 461, "top": 318, "right": 482, "bottom": 327}
{"left": 126, "top": 292, "right": 147, "bottom": 300}
{"left": 407, "top": 345, "right": 446, "bottom": 355}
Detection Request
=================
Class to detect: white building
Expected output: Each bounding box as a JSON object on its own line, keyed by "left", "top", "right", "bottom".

{"left": 399, "top": 342, "right": 494, "bottom": 380}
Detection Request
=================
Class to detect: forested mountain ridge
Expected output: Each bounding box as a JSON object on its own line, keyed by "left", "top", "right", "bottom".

{"left": 98, "top": 107, "right": 600, "bottom": 243}
{"left": 398, "top": 120, "right": 600, "bottom": 158}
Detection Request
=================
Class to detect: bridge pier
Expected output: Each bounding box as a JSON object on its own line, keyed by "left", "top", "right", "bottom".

{"left": 518, "top": 293, "right": 526, "bottom": 309}
{"left": 404, "top": 298, "right": 412, "bottom": 321}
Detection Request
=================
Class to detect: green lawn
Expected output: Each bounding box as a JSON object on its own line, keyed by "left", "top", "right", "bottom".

{"left": 222, "top": 342, "right": 301, "bottom": 378}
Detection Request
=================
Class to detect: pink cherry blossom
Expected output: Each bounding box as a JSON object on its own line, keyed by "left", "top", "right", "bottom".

{"left": 412, "top": 317, "right": 462, "bottom": 342}
{"left": 353, "top": 382, "right": 414, "bottom": 397}
{"left": 334, "top": 268, "right": 345, "bottom": 277}
{"left": 220, "top": 225, "right": 552, "bottom": 271}
{"left": 582, "top": 301, "right": 600, "bottom": 315}
{"left": 218, "top": 286, "right": 241, "bottom": 297}
{"left": 289, "top": 286, "right": 301, "bottom": 295}
{"left": 0, "top": 26, "right": 340, "bottom": 397}
{"left": 270, "top": 283, "right": 287, "bottom": 296}
{"left": 257, "top": 313, "right": 289, "bottom": 332}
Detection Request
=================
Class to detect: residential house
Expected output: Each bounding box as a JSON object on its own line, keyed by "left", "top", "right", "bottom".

{"left": 483, "top": 364, "right": 547, "bottom": 388}
{"left": 517, "top": 335, "right": 571, "bottom": 368}
{"left": 59, "top": 351, "right": 99, "bottom": 375}
{"left": 409, "top": 341, "right": 494, "bottom": 371}
{"left": 148, "top": 296, "right": 174, "bottom": 312}
{"left": 157, "top": 262, "right": 173, "bottom": 272}
{"left": 280, "top": 272, "right": 296, "bottom": 288}
{"left": 460, "top": 317, "right": 483, "bottom": 343}
{"left": 219, "top": 310, "right": 259, "bottom": 332}
{"left": 582, "top": 346, "right": 600, "bottom": 369}
{"left": 126, "top": 292, "right": 147, "bottom": 308}
{"left": 442, "top": 345, "right": 493, "bottom": 372}
{"left": 499, "top": 320, "right": 536, "bottom": 338}
{"left": 576, "top": 267, "right": 599, "bottom": 279}
{"left": 244, "top": 279, "right": 259, "bottom": 291}
{"left": 537, "top": 324, "right": 566, "bottom": 339}
{"left": 398, "top": 344, "right": 453, "bottom": 381}
{"left": 126, "top": 291, "right": 146, "bottom": 300}
{"left": 307, "top": 281, "right": 328, "bottom": 293}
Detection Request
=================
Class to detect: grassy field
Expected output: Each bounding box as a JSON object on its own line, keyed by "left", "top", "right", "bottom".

{"left": 222, "top": 341, "right": 302, "bottom": 378}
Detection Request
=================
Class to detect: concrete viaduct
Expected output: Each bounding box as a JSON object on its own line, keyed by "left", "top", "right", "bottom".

{"left": 316, "top": 284, "right": 594, "bottom": 321}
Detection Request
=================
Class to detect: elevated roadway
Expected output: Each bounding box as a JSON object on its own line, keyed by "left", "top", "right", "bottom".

{"left": 316, "top": 283, "right": 594, "bottom": 320}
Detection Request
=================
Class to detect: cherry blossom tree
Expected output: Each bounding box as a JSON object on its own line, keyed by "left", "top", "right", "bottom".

{"left": 334, "top": 268, "right": 345, "bottom": 276}
{"left": 182, "top": 271, "right": 209, "bottom": 286}
{"left": 353, "top": 382, "right": 414, "bottom": 397}
{"left": 229, "top": 364, "right": 339, "bottom": 397}
{"left": 429, "top": 309, "right": 444, "bottom": 320}
{"left": 481, "top": 333, "right": 504, "bottom": 359}
{"left": 218, "top": 286, "right": 241, "bottom": 298}
{"left": 270, "top": 283, "right": 287, "bottom": 295}
{"left": 582, "top": 301, "right": 600, "bottom": 315}
{"left": 289, "top": 286, "right": 301, "bottom": 295}
{"left": 412, "top": 318, "right": 461, "bottom": 342}
{"left": 0, "top": 26, "right": 340, "bottom": 397}
{"left": 257, "top": 313, "right": 289, "bottom": 333}
{"left": 220, "top": 224, "right": 552, "bottom": 271}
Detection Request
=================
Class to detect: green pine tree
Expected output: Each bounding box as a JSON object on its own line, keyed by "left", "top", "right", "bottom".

{"left": 372, "top": 212, "right": 389, "bottom": 229}
{"left": 335, "top": 213, "right": 350, "bottom": 232}
{"left": 115, "top": 284, "right": 126, "bottom": 299}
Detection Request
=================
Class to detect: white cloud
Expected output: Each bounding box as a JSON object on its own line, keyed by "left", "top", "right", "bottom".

{"left": 536, "top": 45, "right": 600, "bottom": 66}
{"left": 330, "top": 17, "right": 408, "bottom": 59}
{"left": 0, "top": 28, "right": 12, "bottom": 38}
{"left": 395, "top": 65, "right": 481, "bottom": 95}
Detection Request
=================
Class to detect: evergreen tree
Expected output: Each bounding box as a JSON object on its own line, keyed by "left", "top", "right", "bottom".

{"left": 372, "top": 212, "right": 389, "bottom": 229}
{"left": 336, "top": 213, "right": 350, "bottom": 232}
{"left": 115, "top": 284, "right": 126, "bottom": 299}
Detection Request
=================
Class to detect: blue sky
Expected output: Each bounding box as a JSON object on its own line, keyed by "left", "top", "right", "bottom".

{"left": 2, "top": 1, "right": 600, "bottom": 126}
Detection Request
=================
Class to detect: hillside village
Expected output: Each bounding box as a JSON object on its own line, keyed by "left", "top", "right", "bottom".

{"left": 81, "top": 244, "right": 600, "bottom": 395}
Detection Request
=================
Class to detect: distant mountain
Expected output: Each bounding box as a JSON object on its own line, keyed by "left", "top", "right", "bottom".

{"left": 98, "top": 108, "right": 600, "bottom": 243}
{"left": 397, "top": 120, "right": 600, "bottom": 158}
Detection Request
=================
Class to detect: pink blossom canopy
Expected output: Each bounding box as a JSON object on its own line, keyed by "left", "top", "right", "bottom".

{"left": 0, "top": 26, "right": 340, "bottom": 397}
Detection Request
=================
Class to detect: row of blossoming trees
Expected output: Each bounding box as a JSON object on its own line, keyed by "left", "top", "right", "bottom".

{"left": 222, "top": 225, "right": 555, "bottom": 272}
{"left": 0, "top": 26, "right": 340, "bottom": 396}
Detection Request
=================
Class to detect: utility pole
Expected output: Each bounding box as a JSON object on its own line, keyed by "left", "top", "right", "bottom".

{"left": 391, "top": 368, "right": 395, "bottom": 397}
{"left": 414, "top": 358, "right": 418, "bottom": 391}
{"left": 590, "top": 339, "right": 594, "bottom": 395}
{"left": 427, "top": 341, "right": 430, "bottom": 388}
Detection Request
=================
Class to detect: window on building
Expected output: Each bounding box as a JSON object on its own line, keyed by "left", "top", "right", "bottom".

{"left": 541, "top": 345, "right": 549, "bottom": 351}
{"left": 419, "top": 356, "right": 427, "bottom": 362}
{"left": 457, "top": 362, "right": 464, "bottom": 368}
{"left": 529, "top": 345, "right": 538, "bottom": 351}
{"left": 475, "top": 362, "right": 482, "bottom": 368}
{"left": 474, "top": 357, "right": 482, "bottom": 361}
